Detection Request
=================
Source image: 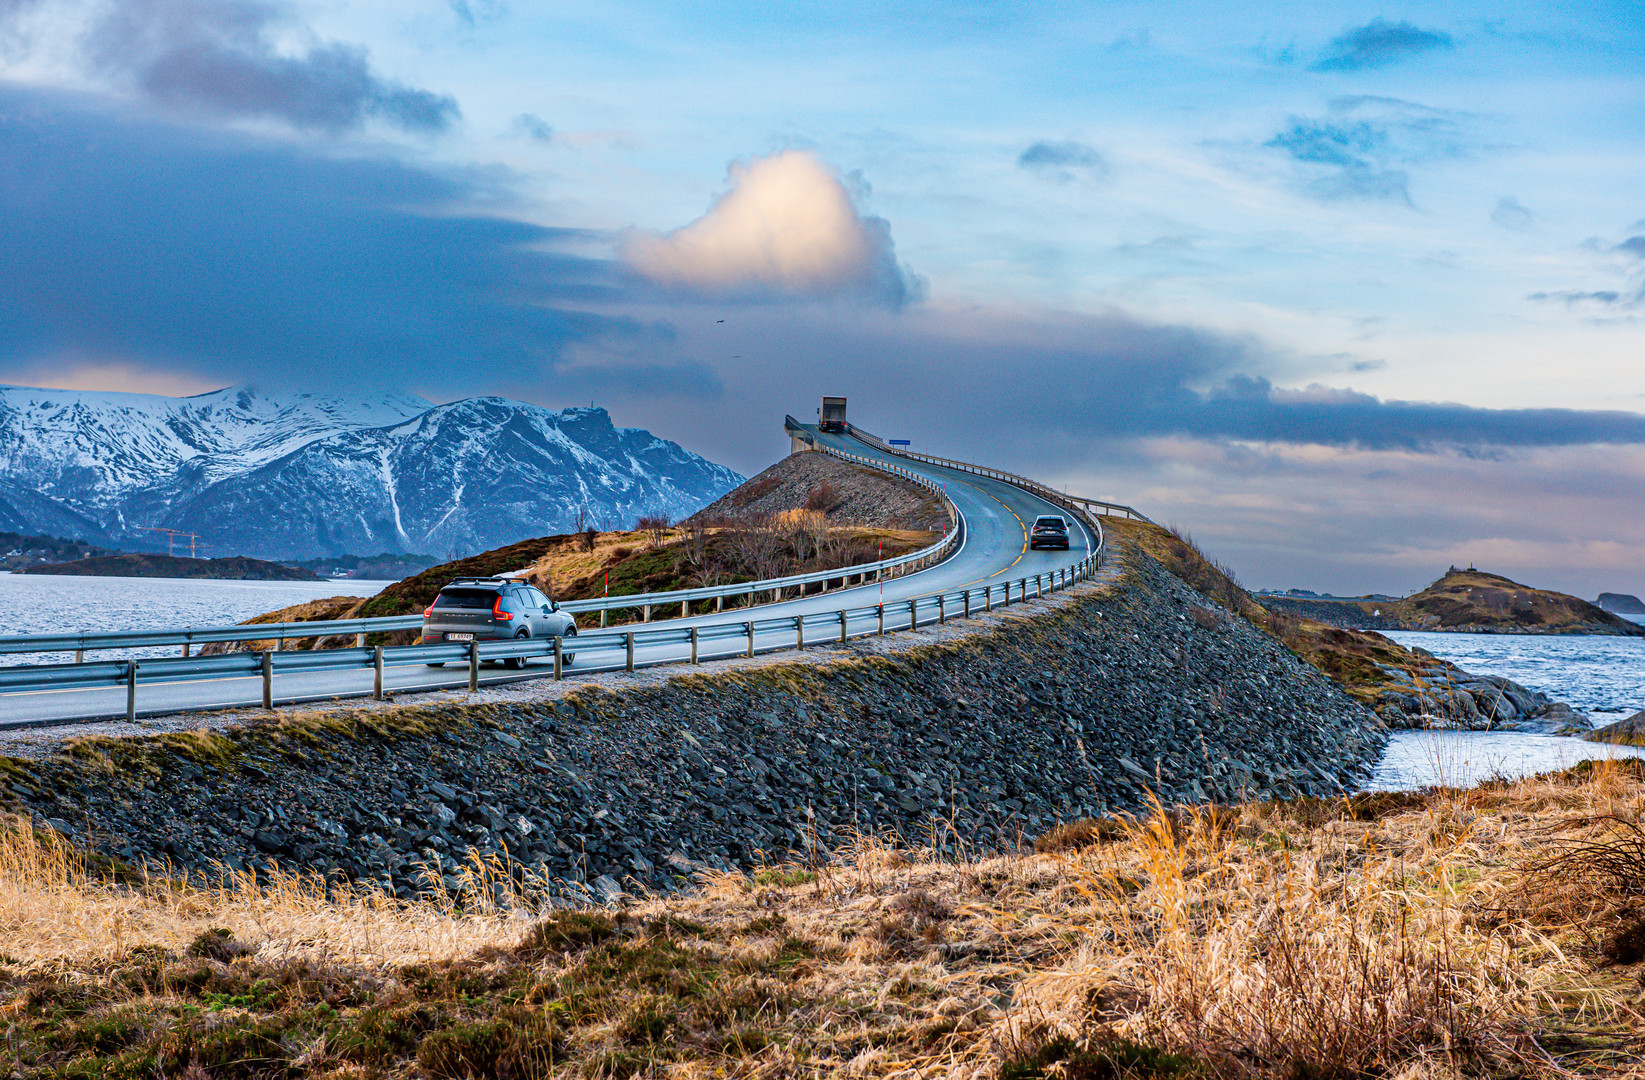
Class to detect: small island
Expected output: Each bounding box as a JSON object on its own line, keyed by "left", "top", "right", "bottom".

{"left": 1259, "top": 566, "right": 1645, "bottom": 636}
{"left": 19, "top": 553, "right": 321, "bottom": 581}
{"left": 1598, "top": 591, "right": 1645, "bottom": 615}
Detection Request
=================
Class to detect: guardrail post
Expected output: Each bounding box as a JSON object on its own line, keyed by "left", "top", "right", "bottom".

{"left": 963, "top": 589, "right": 971, "bottom": 617}
{"left": 553, "top": 635, "right": 563, "bottom": 679}
{"left": 681, "top": 598, "right": 690, "bottom": 618}
{"left": 261, "top": 651, "right": 273, "bottom": 709}
{"left": 689, "top": 626, "right": 699, "bottom": 664}
{"left": 275, "top": 635, "right": 284, "bottom": 652}
{"left": 180, "top": 641, "right": 190, "bottom": 658}
{"left": 985, "top": 585, "right": 993, "bottom": 611}
{"left": 600, "top": 608, "right": 609, "bottom": 628}
{"left": 839, "top": 609, "right": 848, "bottom": 642}
{"left": 126, "top": 661, "right": 138, "bottom": 722}
{"left": 877, "top": 605, "right": 885, "bottom": 635}
{"left": 468, "top": 641, "right": 479, "bottom": 691}
{"left": 1036, "top": 574, "right": 1043, "bottom": 599}
{"left": 372, "top": 645, "right": 384, "bottom": 699}
{"left": 643, "top": 603, "right": 651, "bottom": 623}
{"left": 745, "top": 621, "right": 754, "bottom": 657}
{"left": 74, "top": 648, "right": 84, "bottom": 664}
{"left": 356, "top": 632, "right": 366, "bottom": 647}
{"left": 937, "top": 594, "right": 945, "bottom": 624}
{"left": 795, "top": 615, "right": 804, "bottom": 649}
{"left": 909, "top": 599, "right": 918, "bottom": 630}
{"left": 625, "top": 632, "right": 635, "bottom": 672}
{"left": 716, "top": 595, "right": 725, "bottom": 613}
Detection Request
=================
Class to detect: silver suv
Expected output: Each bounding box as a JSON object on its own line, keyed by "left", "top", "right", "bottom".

{"left": 420, "top": 577, "right": 577, "bottom": 669}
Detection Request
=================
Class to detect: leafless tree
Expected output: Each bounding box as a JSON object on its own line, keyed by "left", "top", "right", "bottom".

{"left": 635, "top": 514, "right": 671, "bottom": 549}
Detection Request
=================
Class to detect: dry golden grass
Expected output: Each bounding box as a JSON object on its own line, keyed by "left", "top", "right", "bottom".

{"left": 4, "top": 765, "right": 1645, "bottom": 1076}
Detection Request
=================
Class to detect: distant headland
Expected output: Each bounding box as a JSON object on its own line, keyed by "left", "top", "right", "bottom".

{"left": 18, "top": 554, "right": 321, "bottom": 581}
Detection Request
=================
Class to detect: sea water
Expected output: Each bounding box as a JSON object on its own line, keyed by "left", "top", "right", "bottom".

{"left": 0, "top": 572, "right": 396, "bottom": 665}
{"left": 1367, "top": 620, "right": 1645, "bottom": 790}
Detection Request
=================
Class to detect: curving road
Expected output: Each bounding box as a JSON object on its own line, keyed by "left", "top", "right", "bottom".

{"left": 0, "top": 430, "right": 1097, "bottom": 727}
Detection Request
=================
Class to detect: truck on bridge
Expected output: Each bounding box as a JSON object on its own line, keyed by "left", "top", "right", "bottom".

{"left": 818, "top": 396, "right": 847, "bottom": 432}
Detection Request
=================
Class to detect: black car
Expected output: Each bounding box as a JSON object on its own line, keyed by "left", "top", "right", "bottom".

{"left": 420, "top": 577, "right": 577, "bottom": 669}
{"left": 1029, "top": 515, "right": 1070, "bottom": 550}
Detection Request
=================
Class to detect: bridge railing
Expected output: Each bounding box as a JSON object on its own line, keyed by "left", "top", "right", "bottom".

{"left": 839, "top": 423, "right": 1153, "bottom": 524}
{"left": 0, "top": 553, "right": 1103, "bottom": 721}
{"left": 0, "top": 442, "right": 963, "bottom": 662}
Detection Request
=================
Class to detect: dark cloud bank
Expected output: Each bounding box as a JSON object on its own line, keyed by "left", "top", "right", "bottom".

{"left": 0, "top": 85, "right": 636, "bottom": 392}
{"left": 0, "top": 84, "right": 1642, "bottom": 474}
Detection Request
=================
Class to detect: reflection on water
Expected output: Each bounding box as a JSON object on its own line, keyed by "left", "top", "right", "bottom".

{"left": 1363, "top": 730, "right": 1645, "bottom": 792}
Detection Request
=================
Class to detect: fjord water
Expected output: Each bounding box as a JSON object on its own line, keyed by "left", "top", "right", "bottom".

{"left": 1366, "top": 620, "right": 1645, "bottom": 791}
{"left": 0, "top": 573, "right": 395, "bottom": 665}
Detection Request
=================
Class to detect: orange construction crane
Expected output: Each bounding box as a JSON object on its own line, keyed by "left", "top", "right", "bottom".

{"left": 137, "top": 527, "right": 207, "bottom": 558}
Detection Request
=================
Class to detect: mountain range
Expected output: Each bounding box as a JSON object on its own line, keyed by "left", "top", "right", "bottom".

{"left": 0, "top": 385, "right": 742, "bottom": 560}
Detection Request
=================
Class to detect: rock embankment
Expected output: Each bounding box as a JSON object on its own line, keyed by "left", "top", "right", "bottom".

{"left": 7, "top": 549, "right": 1385, "bottom": 905}
{"left": 687, "top": 450, "right": 949, "bottom": 532}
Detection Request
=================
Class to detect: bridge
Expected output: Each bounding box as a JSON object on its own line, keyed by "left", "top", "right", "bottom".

{"left": 0, "top": 419, "right": 1144, "bottom": 727}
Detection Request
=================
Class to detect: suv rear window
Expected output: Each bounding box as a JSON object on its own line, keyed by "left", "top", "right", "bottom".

{"left": 433, "top": 589, "right": 498, "bottom": 610}
{"left": 1034, "top": 517, "right": 1066, "bottom": 529}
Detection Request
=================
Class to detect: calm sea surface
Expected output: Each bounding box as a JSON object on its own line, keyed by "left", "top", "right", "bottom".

{"left": 0, "top": 572, "right": 395, "bottom": 665}
{"left": 1369, "top": 618, "right": 1645, "bottom": 790}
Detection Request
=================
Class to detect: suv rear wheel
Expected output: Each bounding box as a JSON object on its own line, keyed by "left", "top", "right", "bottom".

{"left": 504, "top": 631, "right": 530, "bottom": 670}
{"left": 561, "top": 625, "right": 576, "bottom": 665}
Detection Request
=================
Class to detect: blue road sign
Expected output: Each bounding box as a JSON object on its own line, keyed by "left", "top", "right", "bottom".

{"left": 889, "top": 439, "right": 911, "bottom": 446}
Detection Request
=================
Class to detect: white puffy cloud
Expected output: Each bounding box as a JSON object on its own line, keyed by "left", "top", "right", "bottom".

{"left": 621, "top": 150, "right": 917, "bottom": 306}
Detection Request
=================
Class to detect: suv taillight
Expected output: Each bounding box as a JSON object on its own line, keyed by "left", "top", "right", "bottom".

{"left": 422, "top": 605, "right": 434, "bottom": 618}
{"left": 492, "top": 597, "right": 513, "bottom": 622}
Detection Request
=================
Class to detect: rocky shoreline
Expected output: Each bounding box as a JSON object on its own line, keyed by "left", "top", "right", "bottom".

{"left": 5, "top": 548, "right": 1387, "bottom": 905}
{"left": 1363, "top": 649, "right": 1588, "bottom": 734}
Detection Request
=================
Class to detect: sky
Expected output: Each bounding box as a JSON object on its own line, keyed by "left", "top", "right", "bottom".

{"left": 0, "top": 0, "right": 1641, "bottom": 597}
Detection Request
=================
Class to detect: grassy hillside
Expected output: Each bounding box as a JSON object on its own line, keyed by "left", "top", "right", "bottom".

{"left": 1104, "top": 518, "right": 1461, "bottom": 708}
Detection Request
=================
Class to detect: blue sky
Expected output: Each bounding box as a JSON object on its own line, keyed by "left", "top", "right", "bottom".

{"left": 0, "top": 0, "right": 1641, "bottom": 596}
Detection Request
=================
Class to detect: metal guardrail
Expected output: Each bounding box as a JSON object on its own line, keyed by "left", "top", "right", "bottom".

{"left": 0, "top": 450, "right": 963, "bottom": 662}
{"left": 1, "top": 551, "right": 1102, "bottom": 721}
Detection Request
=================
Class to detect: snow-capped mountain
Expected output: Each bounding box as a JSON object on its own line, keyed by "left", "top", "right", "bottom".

{"left": 0, "top": 385, "right": 743, "bottom": 559}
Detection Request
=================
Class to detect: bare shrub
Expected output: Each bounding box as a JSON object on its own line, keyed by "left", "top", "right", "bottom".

{"left": 581, "top": 526, "right": 597, "bottom": 553}
{"left": 1188, "top": 604, "right": 1221, "bottom": 631}
{"left": 774, "top": 507, "right": 829, "bottom": 562}
{"left": 804, "top": 480, "right": 842, "bottom": 513}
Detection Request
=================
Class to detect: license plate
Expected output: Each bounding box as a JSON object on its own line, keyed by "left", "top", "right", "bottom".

{"left": 446, "top": 633, "right": 474, "bottom": 641}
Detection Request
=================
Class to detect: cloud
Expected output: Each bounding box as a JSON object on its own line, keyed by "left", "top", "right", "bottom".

{"left": 1018, "top": 140, "right": 1108, "bottom": 182}
{"left": 513, "top": 112, "right": 553, "bottom": 142}
{"left": 1528, "top": 290, "right": 1625, "bottom": 305}
{"left": 620, "top": 150, "right": 919, "bottom": 307}
{"left": 35, "top": 0, "right": 460, "bottom": 133}
{"left": 0, "top": 84, "right": 674, "bottom": 398}
{"left": 1313, "top": 18, "right": 1454, "bottom": 71}
{"left": 1491, "top": 196, "right": 1536, "bottom": 231}
{"left": 1266, "top": 97, "right": 1469, "bottom": 204}
{"left": 1527, "top": 231, "right": 1645, "bottom": 309}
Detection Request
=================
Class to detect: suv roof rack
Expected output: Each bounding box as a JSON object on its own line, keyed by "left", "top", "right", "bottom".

{"left": 444, "top": 576, "right": 515, "bottom": 587}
